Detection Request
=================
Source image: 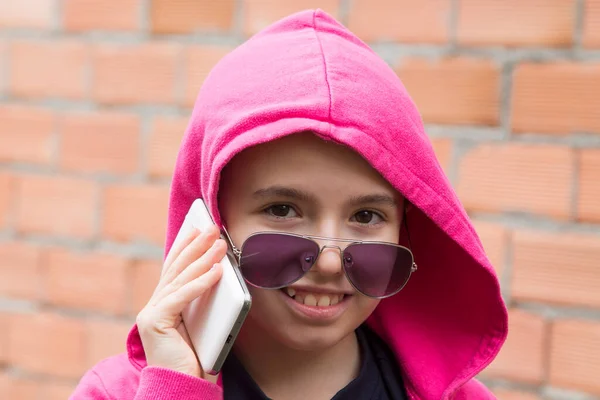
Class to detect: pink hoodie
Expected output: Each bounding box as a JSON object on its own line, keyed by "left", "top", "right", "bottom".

{"left": 71, "top": 9, "right": 508, "bottom": 400}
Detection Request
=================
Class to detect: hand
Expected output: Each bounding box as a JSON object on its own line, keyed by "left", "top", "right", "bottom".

{"left": 136, "top": 225, "right": 226, "bottom": 379}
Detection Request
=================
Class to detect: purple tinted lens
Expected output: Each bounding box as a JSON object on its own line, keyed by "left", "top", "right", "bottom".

{"left": 343, "top": 243, "right": 413, "bottom": 297}
{"left": 239, "top": 233, "right": 320, "bottom": 288}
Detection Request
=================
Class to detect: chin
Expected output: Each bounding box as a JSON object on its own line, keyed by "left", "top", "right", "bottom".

{"left": 275, "top": 321, "right": 352, "bottom": 351}
{"left": 251, "top": 313, "right": 355, "bottom": 352}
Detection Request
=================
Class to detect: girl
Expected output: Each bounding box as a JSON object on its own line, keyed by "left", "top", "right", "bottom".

{"left": 71, "top": 9, "right": 508, "bottom": 400}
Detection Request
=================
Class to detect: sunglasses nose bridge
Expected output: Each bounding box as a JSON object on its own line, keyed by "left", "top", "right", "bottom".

{"left": 319, "top": 244, "right": 344, "bottom": 258}
{"left": 320, "top": 244, "right": 342, "bottom": 251}
{"left": 312, "top": 244, "right": 344, "bottom": 273}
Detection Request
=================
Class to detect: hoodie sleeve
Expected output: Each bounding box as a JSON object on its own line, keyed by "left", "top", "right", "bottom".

{"left": 134, "top": 367, "right": 223, "bottom": 399}
{"left": 69, "top": 365, "right": 223, "bottom": 400}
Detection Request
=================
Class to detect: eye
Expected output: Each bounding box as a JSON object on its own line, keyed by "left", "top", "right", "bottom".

{"left": 352, "top": 210, "right": 384, "bottom": 225}
{"left": 265, "top": 204, "right": 298, "bottom": 218}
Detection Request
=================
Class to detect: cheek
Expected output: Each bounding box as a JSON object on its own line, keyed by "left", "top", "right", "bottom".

{"left": 245, "top": 287, "right": 284, "bottom": 321}
{"left": 353, "top": 296, "right": 380, "bottom": 319}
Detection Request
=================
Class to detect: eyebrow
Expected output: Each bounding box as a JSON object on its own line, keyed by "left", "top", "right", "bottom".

{"left": 253, "top": 185, "right": 398, "bottom": 208}
{"left": 347, "top": 194, "right": 399, "bottom": 208}
{"left": 253, "top": 186, "right": 317, "bottom": 202}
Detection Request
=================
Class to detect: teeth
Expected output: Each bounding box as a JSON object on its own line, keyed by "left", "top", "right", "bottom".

{"left": 317, "top": 296, "right": 331, "bottom": 306}
{"left": 304, "top": 294, "right": 317, "bottom": 306}
{"left": 284, "top": 288, "right": 346, "bottom": 307}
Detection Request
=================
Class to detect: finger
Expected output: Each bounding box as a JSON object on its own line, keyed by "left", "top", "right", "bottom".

{"left": 163, "top": 228, "right": 201, "bottom": 276}
{"left": 167, "top": 225, "right": 219, "bottom": 281}
{"left": 154, "top": 239, "right": 227, "bottom": 304}
{"left": 160, "top": 263, "right": 223, "bottom": 316}
{"left": 158, "top": 226, "right": 220, "bottom": 294}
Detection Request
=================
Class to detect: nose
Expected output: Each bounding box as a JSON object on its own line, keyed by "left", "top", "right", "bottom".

{"left": 312, "top": 245, "right": 344, "bottom": 276}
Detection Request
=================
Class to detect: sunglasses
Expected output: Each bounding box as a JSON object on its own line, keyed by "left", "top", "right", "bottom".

{"left": 222, "top": 224, "right": 417, "bottom": 299}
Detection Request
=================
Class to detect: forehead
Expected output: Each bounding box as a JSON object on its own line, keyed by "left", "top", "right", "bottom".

{"left": 221, "top": 132, "right": 399, "bottom": 199}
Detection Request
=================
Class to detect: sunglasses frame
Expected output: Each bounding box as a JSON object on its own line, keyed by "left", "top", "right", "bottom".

{"left": 220, "top": 209, "right": 417, "bottom": 299}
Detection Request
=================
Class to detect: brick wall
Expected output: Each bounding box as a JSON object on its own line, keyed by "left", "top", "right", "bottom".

{"left": 0, "top": 1, "right": 599, "bottom": 399}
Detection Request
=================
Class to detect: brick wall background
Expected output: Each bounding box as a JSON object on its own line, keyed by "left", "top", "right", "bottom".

{"left": 0, "top": 1, "right": 599, "bottom": 399}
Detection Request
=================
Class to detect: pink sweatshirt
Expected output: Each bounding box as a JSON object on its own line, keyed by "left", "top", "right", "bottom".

{"left": 70, "top": 9, "right": 508, "bottom": 400}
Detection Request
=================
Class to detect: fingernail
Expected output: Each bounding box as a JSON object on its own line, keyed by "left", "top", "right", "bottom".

{"left": 210, "top": 263, "right": 219, "bottom": 271}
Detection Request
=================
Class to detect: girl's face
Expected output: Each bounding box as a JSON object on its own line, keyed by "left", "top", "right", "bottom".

{"left": 219, "top": 132, "right": 403, "bottom": 351}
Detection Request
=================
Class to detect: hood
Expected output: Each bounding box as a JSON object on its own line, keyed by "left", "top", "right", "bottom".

{"left": 159, "top": 9, "right": 507, "bottom": 399}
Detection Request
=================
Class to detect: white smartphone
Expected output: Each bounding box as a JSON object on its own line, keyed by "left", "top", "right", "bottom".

{"left": 166, "top": 199, "right": 252, "bottom": 375}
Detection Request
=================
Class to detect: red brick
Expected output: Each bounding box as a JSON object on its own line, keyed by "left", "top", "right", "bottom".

{"left": 148, "top": 117, "right": 187, "bottom": 178}
{"left": 578, "top": 149, "right": 600, "bottom": 223}
{"left": 64, "top": 0, "right": 140, "bottom": 32}
{"left": 457, "top": 143, "right": 573, "bottom": 219}
{"left": 512, "top": 231, "right": 600, "bottom": 309}
{"left": 92, "top": 43, "right": 179, "bottom": 105}
{"left": 11, "top": 379, "right": 37, "bottom": 400}
{"left": 0, "top": 105, "right": 56, "bottom": 164}
{"left": 491, "top": 389, "right": 542, "bottom": 400}
{"left": 86, "top": 319, "right": 132, "bottom": 367}
{"left": 243, "top": 0, "right": 340, "bottom": 35}
{"left": 101, "top": 184, "right": 169, "bottom": 245}
{"left": 0, "top": 375, "right": 35, "bottom": 400}
{"left": 8, "top": 312, "right": 86, "bottom": 378}
{"left": 15, "top": 174, "right": 97, "bottom": 238}
{"left": 348, "top": 0, "right": 450, "bottom": 43}
{"left": 59, "top": 112, "right": 140, "bottom": 175}
{"left": 583, "top": 0, "right": 600, "bottom": 48}
{"left": 396, "top": 58, "right": 500, "bottom": 126}
{"left": 457, "top": 0, "right": 574, "bottom": 47}
{"left": 0, "top": 41, "right": 6, "bottom": 95}
{"left": 483, "top": 309, "right": 547, "bottom": 384}
{"left": 131, "top": 259, "right": 162, "bottom": 313}
{"left": 3, "top": 376, "right": 38, "bottom": 400}
{"left": 0, "top": 0, "right": 55, "bottom": 29}
{"left": 45, "top": 380, "right": 77, "bottom": 400}
{"left": 150, "top": 0, "right": 235, "bottom": 34}
{"left": 0, "top": 312, "right": 9, "bottom": 363}
{"left": 0, "top": 242, "right": 42, "bottom": 301}
{"left": 0, "top": 376, "right": 76, "bottom": 400}
{"left": 512, "top": 62, "right": 600, "bottom": 134}
{"left": 43, "top": 248, "right": 130, "bottom": 315}
{"left": 550, "top": 319, "right": 600, "bottom": 395}
{"left": 471, "top": 221, "right": 509, "bottom": 278}
{"left": 0, "top": 173, "right": 13, "bottom": 229}
{"left": 9, "top": 40, "right": 89, "bottom": 99}
{"left": 429, "top": 138, "right": 453, "bottom": 174}
{"left": 183, "top": 45, "right": 231, "bottom": 106}
{"left": 16, "top": 384, "right": 40, "bottom": 400}
{"left": 0, "top": 374, "right": 7, "bottom": 398}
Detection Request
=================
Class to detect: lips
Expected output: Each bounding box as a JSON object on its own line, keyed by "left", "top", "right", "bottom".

{"left": 283, "top": 287, "right": 345, "bottom": 307}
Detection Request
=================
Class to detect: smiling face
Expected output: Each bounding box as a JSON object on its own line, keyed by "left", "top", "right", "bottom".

{"left": 218, "top": 132, "right": 403, "bottom": 351}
